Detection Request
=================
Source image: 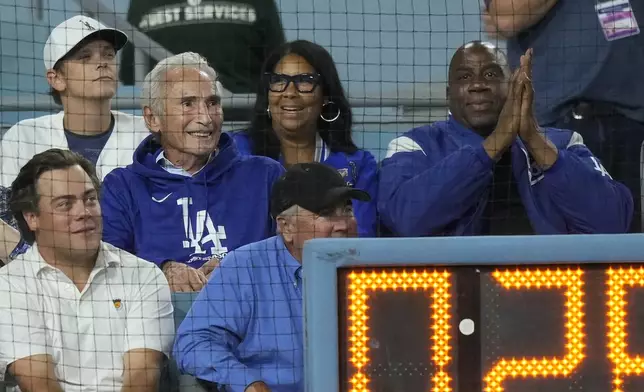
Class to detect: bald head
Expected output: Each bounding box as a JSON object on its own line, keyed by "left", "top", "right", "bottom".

{"left": 447, "top": 41, "right": 510, "bottom": 136}
{"left": 449, "top": 41, "right": 509, "bottom": 80}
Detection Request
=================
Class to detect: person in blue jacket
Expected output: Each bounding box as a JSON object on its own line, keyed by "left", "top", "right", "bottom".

{"left": 378, "top": 41, "right": 633, "bottom": 237}
{"left": 100, "top": 52, "right": 284, "bottom": 292}
{"left": 173, "top": 162, "right": 369, "bottom": 392}
{"left": 229, "top": 40, "right": 378, "bottom": 237}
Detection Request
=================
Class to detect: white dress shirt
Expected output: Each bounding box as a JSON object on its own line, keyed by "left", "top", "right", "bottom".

{"left": 0, "top": 241, "right": 174, "bottom": 391}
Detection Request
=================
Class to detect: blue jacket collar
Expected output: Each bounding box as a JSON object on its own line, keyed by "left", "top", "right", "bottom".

{"left": 131, "top": 132, "right": 240, "bottom": 183}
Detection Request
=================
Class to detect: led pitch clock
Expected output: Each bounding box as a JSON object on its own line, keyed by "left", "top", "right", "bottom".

{"left": 303, "top": 235, "right": 644, "bottom": 392}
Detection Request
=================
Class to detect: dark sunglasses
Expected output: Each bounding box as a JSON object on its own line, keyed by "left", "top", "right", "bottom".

{"left": 265, "top": 72, "right": 321, "bottom": 93}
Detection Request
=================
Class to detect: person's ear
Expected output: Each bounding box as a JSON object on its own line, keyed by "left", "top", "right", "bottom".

{"left": 47, "top": 69, "right": 66, "bottom": 95}
{"left": 23, "top": 211, "right": 39, "bottom": 233}
{"left": 277, "top": 215, "right": 295, "bottom": 244}
{"left": 143, "top": 106, "right": 162, "bottom": 133}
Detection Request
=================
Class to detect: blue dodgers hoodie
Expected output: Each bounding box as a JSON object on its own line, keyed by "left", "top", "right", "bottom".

{"left": 100, "top": 133, "right": 285, "bottom": 268}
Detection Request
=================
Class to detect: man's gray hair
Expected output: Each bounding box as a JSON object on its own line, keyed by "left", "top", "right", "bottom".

{"left": 276, "top": 205, "right": 300, "bottom": 234}
{"left": 140, "top": 52, "right": 219, "bottom": 115}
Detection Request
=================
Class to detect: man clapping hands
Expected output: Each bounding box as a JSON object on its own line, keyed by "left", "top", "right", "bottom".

{"left": 379, "top": 41, "right": 633, "bottom": 237}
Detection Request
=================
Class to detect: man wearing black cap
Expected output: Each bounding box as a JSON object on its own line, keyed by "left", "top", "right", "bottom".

{"left": 173, "top": 162, "right": 369, "bottom": 392}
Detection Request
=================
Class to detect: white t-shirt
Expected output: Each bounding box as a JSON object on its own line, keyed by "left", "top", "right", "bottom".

{"left": 0, "top": 110, "right": 149, "bottom": 187}
{"left": 0, "top": 242, "right": 174, "bottom": 391}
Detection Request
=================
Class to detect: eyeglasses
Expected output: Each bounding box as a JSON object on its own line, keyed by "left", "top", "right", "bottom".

{"left": 266, "top": 72, "right": 321, "bottom": 93}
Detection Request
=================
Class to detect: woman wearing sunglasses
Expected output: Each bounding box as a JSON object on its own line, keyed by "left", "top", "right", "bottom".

{"left": 231, "top": 40, "right": 378, "bottom": 237}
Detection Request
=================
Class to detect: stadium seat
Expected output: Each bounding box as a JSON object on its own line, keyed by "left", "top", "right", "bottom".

{"left": 172, "top": 292, "right": 199, "bottom": 328}
{"left": 170, "top": 292, "right": 208, "bottom": 392}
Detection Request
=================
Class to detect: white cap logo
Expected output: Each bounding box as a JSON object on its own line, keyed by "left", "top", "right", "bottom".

{"left": 81, "top": 20, "right": 97, "bottom": 31}
{"left": 43, "top": 15, "right": 128, "bottom": 71}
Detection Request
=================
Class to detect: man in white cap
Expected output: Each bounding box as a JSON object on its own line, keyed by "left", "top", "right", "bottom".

{"left": 0, "top": 15, "right": 149, "bottom": 264}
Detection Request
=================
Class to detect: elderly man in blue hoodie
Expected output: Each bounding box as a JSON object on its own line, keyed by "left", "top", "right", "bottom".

{"left": 378, "top": 41, "right": 633, "bottom": 237}
{"left": 100, "top": 52, "right": 285, "bottom": 292}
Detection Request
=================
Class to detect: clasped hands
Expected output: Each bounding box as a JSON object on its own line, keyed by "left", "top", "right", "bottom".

{"left": 498, "top": 47, "right": 539, "bottom": 143}
{"left": 489, "top": 48, "right": 559, "bottom": 169}
{"left": 162, "top": 255, "right": 221, "bottom": 292}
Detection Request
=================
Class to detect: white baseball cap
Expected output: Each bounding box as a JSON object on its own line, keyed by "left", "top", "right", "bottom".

{"left": 43, "top": 15, "right": 128, "bottom": 71}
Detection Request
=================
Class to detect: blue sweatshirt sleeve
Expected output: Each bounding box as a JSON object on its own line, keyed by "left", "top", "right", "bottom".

{"left": 100, "top": 171, "right": 137, "bottom": 256}
{"left": 378, "top": 135, "right": 494, "bottom": 236}
{"left": 538, "top": 134, "right": 633, "bottom": 233}
{"left": 353, "top": 152, "right": 378, "bottom": 237}
{"left": 173, "top": 252, "right": 261, "bottom": 391}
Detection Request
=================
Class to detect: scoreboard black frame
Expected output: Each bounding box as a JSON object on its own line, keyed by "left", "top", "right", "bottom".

{"left": 302, "top": 235, "right": 644, "bottom": 392}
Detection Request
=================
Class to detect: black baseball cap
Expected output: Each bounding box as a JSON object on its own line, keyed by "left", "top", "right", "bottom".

{"left": 270, "top": 162, "right": 371, "bottom": 218}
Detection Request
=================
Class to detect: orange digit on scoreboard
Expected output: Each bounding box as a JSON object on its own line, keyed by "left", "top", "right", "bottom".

{"left": 607, "top": 266, "right": 644, "bottom": 392}
{"left": 346, "top": 269, "right": 453, "bottom": 392}
{"left": 483, "top": 268, "right": 586, "bottom": 392}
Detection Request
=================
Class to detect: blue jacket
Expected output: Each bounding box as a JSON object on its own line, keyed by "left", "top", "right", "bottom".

{"left": 173, "top": 236, "right": 303, "bottom": 392}
{"left": 230, "top": 131, "right": 379, "bottom": 237}
{"left": 100, "top": 133, "right": 285, "bottom": 268}
{"left": 378, "top": 117, "right": 633, "bottom": 236}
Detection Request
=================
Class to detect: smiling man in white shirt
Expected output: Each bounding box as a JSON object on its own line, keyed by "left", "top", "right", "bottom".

{"left": 0, "top": 149, "right": 174, "bottom": 392}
